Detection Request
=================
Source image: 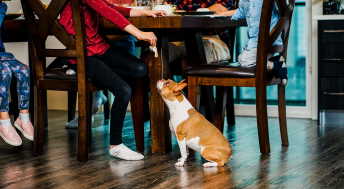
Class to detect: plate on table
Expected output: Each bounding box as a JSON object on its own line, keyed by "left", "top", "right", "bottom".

{"left": 174, "top": 10, "right": 215, "bottom": 15}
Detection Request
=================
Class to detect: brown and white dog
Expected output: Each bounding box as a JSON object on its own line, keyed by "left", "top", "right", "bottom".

{"left": 157, "top": 79, "right": 232, "bottom": 167}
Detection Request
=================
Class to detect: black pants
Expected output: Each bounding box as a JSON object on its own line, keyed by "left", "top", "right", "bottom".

{"left": 86, "top": 46, "right": 147, "bottom": 145}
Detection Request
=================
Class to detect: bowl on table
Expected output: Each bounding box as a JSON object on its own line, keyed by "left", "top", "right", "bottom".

{"left": 152, "top": 4, "right": 175, "bottom": 15}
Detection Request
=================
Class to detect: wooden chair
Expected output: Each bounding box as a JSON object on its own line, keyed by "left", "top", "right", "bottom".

{"left": 21, "top": 0, "right": 146, "bottom": 161}
{"left": 186, "top": 0, "right": 295, "bottom": 154}
{"left": 46, "top": 58, "right": 111, "bottom": 123}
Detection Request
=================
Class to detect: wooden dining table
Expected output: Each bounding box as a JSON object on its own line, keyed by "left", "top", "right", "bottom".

{"left": 5, "top": 14, "right": 245, "bottom": 154}
{"left": 101, "top": 15, "right": 245, "bottom": 153}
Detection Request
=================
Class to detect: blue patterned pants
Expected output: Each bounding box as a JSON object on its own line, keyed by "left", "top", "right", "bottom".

{"left": 0, "top": 52, "right": 30, "bottom": 112}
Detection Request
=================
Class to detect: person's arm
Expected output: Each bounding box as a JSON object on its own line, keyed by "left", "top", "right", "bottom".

{"left": 216, "top": 9, "right": 236, "bottom": 16}
{"left": 84, "top": 0, "right": 131, "bottom": 29}
{"left": 83, "top": 0, "right": 158, "bottom": 46}
{"left": 230, "top": 7, "right": 245, "bottom": 20}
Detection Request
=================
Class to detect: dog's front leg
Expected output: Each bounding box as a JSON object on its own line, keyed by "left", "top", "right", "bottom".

{"left": 175, "top": 138, "right": 188, "bottom": 167}
{"left": 169, "top": 120, "right": 175, "bottom": 136}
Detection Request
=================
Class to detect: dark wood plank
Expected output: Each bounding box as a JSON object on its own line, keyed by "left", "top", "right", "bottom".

{"left": 2, "top": 111, "right": 344, "bottom": 188}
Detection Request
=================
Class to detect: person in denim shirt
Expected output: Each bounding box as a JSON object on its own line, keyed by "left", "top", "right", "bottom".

{"left": 0, "top": 2, "right": 34, "bottom": 146}
{"left": 218, "top": 0, "right": 282, "bottom": 67}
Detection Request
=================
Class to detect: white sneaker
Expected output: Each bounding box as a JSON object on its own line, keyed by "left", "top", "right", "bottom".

{"left": 109, "top": 144, "right": 144, "bottom": 161}
{"left": 238, "top": 48, "right": 257, "bottom": 67}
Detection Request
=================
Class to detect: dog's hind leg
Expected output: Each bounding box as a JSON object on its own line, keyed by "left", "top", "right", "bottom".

{"left": 201, "top": 147, "right": 226, "bottom": 167}
{"left": 203, "top": 162, "right": 218, "bottom": 167}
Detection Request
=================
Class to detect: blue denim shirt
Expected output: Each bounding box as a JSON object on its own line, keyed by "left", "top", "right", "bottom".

{"left": 231, "top": 0, "right": 282, "bottom": 50}
{"left": 0, "top": 2, "right": 7, "bottom": 52}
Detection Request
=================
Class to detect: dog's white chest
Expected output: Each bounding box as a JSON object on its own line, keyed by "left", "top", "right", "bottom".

{"left": 166, "top": 97, "right": 193, "bottom": 129}
{"left": 170, "top": 110, "right": 189, "bottom": 129}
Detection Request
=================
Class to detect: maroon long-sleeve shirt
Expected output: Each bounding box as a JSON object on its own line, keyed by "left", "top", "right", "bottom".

{"left": 59, "top": 0, "right": 132, "bottom": 57}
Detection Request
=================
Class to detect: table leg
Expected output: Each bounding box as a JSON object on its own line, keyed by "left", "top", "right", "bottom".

{"left": 145, "top": 35, "right": 171, "bottom": 153}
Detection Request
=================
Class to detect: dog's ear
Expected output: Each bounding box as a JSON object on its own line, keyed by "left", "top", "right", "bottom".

{"left": 173, "top": 82, "right": 187, "bottom": 93}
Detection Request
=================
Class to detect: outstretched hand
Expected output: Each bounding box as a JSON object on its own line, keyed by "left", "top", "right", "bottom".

{"left": 137, "top": 31, "right": 157, "bottom": 47}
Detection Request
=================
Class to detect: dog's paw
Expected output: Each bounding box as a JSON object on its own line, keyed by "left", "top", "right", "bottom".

{"left": 203, "top": 162, "right": 218, "bottom": 167}
{"left": 175, "top": 161, "right": 185, "bottom": 167}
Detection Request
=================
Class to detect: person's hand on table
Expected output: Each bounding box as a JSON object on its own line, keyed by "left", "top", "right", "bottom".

{"left": 143, "top": 10, "right": 166, "bottom": 17}
{"left": 130, "top": 9, "right": 166, "bottom": 17}
{"left": 208, "top": 3, "right": 228, "bottom": 14}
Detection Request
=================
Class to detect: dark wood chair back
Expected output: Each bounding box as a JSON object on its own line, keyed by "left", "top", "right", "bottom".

{"left": 185, "top": 0, "right": 296, "bottom": 154}
{"left": 256, "top": 0, "right": 295, "bottom": 81}
{"left": 21, "top": 0, "right": 93, "bottom": 161}
{"left": 21, "top": 0, "right": 86, "bottom": 82}
{"left": 21, "top": 0, "right": 147, "bottom": 161}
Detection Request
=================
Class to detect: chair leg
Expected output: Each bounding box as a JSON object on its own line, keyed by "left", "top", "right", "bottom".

{"left": 201, "top": 86, "right": 216, "bottom": 122}
{"left": 187, "top": 77, "right": 200, "bottom": 109}
{"left": 255, "top": 85, "right": 270, "bottom": 154}
{"left": 42, "top": 90, "right": 48, "bottom": 128}
{"left": 87, "top": 92, "right": 93, "bottom": 145}
{"left": 103, "top": 90, "right": 110, "bottom": 121}
{"left": 33, "top": 87, "right": 46, "bottom": 155}
{"left": 278, "top": 84, "right": 289, "bottom": 146}
{"left": 214, "top": 86, "right": 227, "bottom": 132}
{"left": 68, "top": 91, "right": 77, "bottom": 122}
{"left": 130, "top": 79, "right": 145, "bottom": 153}
{"left": 77, "top": 90, "right": 91, "bottom": 162}
{"left": 226, "top": 87, "right": 235, "bottom": 127}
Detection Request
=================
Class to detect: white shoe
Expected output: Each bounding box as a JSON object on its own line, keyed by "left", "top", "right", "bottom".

{"left": 109, "top": 144, "right": 144, "bottom": 160}
{"left": 0, "top": 124, "right": 22, "bottom": 146}
{"left": 238, "top": 48, "right": 257, "bottom": 67}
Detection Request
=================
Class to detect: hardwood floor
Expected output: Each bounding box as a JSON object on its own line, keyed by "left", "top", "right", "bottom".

{"left": 1, "top": 111, "right": 344, "bottom": 189}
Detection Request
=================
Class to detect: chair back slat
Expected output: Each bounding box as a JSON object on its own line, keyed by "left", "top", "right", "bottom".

{"left": 21, "top": 0, "right": 86, "bottom": 80}
{"left": 70, "top": 0, "right": 88, "bottom": 88}
{"left": 255, "top": 0, "right": 295, "bottom": 81}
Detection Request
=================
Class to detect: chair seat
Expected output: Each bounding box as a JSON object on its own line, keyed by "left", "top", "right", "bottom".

{"left": 42, "top": 70, "right": 98, "bottom": 91}
{"left": 45, "top": 69, "right": 76, "bottom": 80}
{"left": 186, "top": 63, "right": 256, "bottom": 78}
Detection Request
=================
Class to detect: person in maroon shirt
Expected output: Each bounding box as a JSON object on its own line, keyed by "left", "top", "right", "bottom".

{"left": 59, "top": 0, "right": 165, "bottom": 160}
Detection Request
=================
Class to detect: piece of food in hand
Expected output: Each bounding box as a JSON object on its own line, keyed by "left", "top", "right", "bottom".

{"left": 149, "top": 46, "right": 158, "bottom": 58}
